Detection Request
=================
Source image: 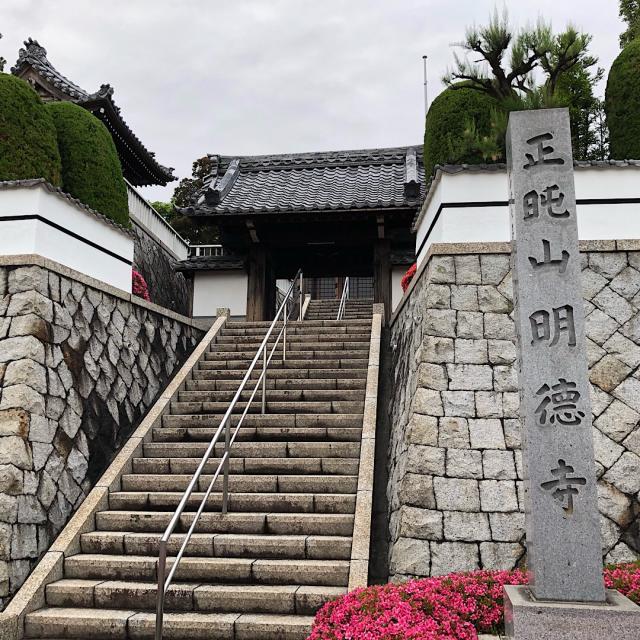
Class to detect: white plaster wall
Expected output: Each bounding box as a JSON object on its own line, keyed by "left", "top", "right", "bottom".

{"left": 392, "top": 266, "right": 406, "bottom": 312}
{"left": 416, "top": 167, "right": 640, "bottom": 264}
{"left": 193, "top": 271, "right": 248, "bottom": 317}
{"left": 126, "top": 181, "right": 189, "bottom": 260}
{"left": 0, "top": 187, "right": 134, "bottom": 291}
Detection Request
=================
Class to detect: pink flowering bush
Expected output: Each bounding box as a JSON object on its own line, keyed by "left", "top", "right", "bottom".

{"left": 401, "top": 262, "right": 417, "bottom": 293}
{"left": 604, "top": 561, "right": 640, "bottom": 604}
{"left": 309, "top": 564, "right": 640, "bottom": 640}
{"left": 132, "top": 269, "right": 150, "bottom": 301}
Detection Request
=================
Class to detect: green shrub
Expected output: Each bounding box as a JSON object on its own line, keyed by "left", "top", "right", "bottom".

{"left": 606, "top": 38, "right": 640, "bottom": 159}
{"left": 46, "top": 101, "right": 129, "bottom": 227}
{"left": 0, "top": 74, "right": 62, "bottom": 185}
{"left": 423, "top": 86, "right": 498, "bottom": 178}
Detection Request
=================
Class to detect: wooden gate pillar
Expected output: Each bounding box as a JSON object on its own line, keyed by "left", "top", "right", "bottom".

{"left": 246, "top": 245, "right": 268, "bottom": 321}
{"left": 373, "top": 239, "right": 391, "bottom": 319}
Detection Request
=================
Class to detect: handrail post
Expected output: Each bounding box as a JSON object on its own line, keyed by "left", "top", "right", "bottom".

{"left": 261, "top": 347, "right": 267, "bottom": 414}
{"left": 283, "top": 301, "right": 288, "bottom": 362}
{"left": 221, "top": 414, "right": 231, "bottom": 514}
{"left": 299, "top": 272, "right": 303, "bottom": 320}
{"left": 154, "top": 268, "right": 302, "bottom": 639}
{"left": 155, "top": 541, "right": 167, "bottom": 640}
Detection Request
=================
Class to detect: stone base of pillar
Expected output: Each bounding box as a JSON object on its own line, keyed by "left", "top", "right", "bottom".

{"left": 504, "top": 585, "right": 640, "bottom": 640}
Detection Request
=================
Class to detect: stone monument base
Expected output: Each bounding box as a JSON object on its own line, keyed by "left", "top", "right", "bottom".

{"left": 504, "top": 585, "right": 640, "bottom": 640}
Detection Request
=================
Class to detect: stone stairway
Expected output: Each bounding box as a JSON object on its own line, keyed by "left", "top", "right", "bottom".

{"left": 304, "top": 299, "right": 373, "bottom": 321}
{"left": 22, "top": 318, "right": 374, "bottom": 640}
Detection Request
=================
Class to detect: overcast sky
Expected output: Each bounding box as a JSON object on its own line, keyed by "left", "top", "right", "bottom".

{"left": 1, "top": 0, "right": 626, "bottom": 202}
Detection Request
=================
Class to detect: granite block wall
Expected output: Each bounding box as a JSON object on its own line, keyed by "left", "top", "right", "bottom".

{"left": 386, "top": 243, "right": 640, "bottom": 582}
{"left": 132, "top": 222, "right": 191, "bottom": 316}
{"left": 0, "top": 260, "right": 203, "bottom": 608}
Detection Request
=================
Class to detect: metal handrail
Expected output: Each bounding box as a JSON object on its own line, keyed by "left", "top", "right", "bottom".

{"left": 155, "top": 269, "right": 303, "bottom": 639}
{"left": 337, "top": 277, "right": 350, "bottom": 320}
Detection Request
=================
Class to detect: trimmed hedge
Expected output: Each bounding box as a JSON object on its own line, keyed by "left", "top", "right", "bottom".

{"left": 0, "top": 74, "right": 62, "bottom": 185}
{"left": 423, "top": 86, "right": 497, "bottom": 179}
{"left": 46, "top": 101, "right": 130, "bottom": 227}
{"left": 606, "top": 38, "right": 640, "bottom": 159}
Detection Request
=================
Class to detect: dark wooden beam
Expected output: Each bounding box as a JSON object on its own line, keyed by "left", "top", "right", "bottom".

{"left": 374, "top": 239, "right": 391, "bottom": 321}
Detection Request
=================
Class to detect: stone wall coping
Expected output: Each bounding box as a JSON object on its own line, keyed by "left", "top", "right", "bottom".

{"left": 390, "top": 239, "right": 640, "bottom": 328}
{"left": 0, "top": 314, "right": 228, "bottom": 640}
{"left": 0, "top": 253, "right": 201, "bottom": 329}
{"left": 348, "top": 309, "right": 382, "bottom": 590}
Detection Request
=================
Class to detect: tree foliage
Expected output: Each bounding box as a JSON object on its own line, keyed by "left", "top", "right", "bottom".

{"left": 443, "top": 9, "right": 597, "bottom": 103}
{"left": 555, "top": 64, "right": 607, "bottom": 159}
{"left": 0, "top": 33, "right": 6, "bottom": 73}
{"left": 619, "top": 0, "right": 640, "bottom": 48}
{"left": 165, "top": 155, "right": 219, "bottom": 244}
{"left": 0, "top": 74, "right": 62, "bottom": 185}
{"left": 606, "top": 37, "right": 640, "bottom": 159}
{"left": 150, "top": 200, "right": 174, "bottom": 220}
{"left": 47, "top": 102, "right": 129, "bottom": 227}
{"left": 172, "top": 156, "right": 216, "bottom": 208}
{"left": 423, "top": 86, "right": 498, "bottom": 177}
{"left": 437, "top": 9, "right": 606, "bottom": 162}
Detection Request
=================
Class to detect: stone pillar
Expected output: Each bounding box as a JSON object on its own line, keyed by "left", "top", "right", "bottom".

{"left": 504, "top": 108, "right": 640, "bottom": 638}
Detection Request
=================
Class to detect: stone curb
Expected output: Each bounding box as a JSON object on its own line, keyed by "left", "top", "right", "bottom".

{"left": 347, "top": 310, "right": 382, "bottom": 590}
{"left": 390, "top": 239, "right": 640, "bottom": 328}
{"left": 0, "top": 254, "right": 201, "bottom": 328}
{"left": 0, "top": 314, "right": 228, "bottom": 640}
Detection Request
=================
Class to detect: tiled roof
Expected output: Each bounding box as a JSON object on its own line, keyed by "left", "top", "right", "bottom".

{"left": 176, "top": 256, "right": 245, "bottom": 272}
{"left": 184, "top": 145, "right": 425, "bottom": 217}
{"left": 11, "top": 39, "right": 175, "bottom": 187}
{"left": 0, "top": 178, "right": 132, "bottom": 235}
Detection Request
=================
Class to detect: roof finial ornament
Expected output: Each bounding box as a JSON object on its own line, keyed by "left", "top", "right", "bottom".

{"left": 22, "top": 38, "right": 47, "bottom": 59}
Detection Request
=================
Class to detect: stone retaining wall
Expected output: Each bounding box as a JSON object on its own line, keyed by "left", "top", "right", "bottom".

{"left": 132, "top": 223, "right": 191, "bottom": 316}
{"left": 385, "top": 241, "right": 640, "bottom": 582}
{"left": 0, "top": 258, "right": 204, "bottom": 608}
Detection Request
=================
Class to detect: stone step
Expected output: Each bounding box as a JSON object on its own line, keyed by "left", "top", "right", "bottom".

{"left": 305, "top": 318, "right": 371, "bottom": 322}
{"left": 198, "top": 358, "right": 369, "bottom": 370}
{"left": 161, "top": 413, "right": 363, "bottom": 429}
{"left": 121, "top": 474, "right": 358, "bottom": 494}
{"left": 152, "top": 426, "right": 363, "bottom": 443}
{"left": 142, "top": 442, "right": 361, "bottom": 459}
{"left": 170, "top": 400, "right": 365, "bottom": 415}
{"left": 108, "top": 491, "right": 354, "bottom": 514}
{"left": 185, "top": 378, "right": 366, "bottom": 392}
{"left": 210, "top": 338, "right": 370, "bottom": 353}
{"left": 191, "top": 368, "right": 368, "bottom": 380}
{"left": 25, "top": 607, "right": 316, "bottom": 639}
{"left": 81, "top": 531, "right": 352, "bottom": 559}
{"left": 205, "top": 349, "right": 368, "bottom": 362}
{"left": 211, "top": 340, "right": 370, "bottom": 351}
{"left": 220, "top": 329, "right": 370, "bottom": 339}
{"left": 307, "top": 308, "right": 373, "bottom": 313}
{"left": 131, "top": 457, "right": 359, "bottom": 476}
{"left": 225, "top": 318, "right": 371, "bottom": 328}
{"left": 305, "top": 312, "right": 372, "bottom": 317}
{"left": 95, "top": 511, "right": 355, "bottom": 536}
{"left": 177, "top": 389, "right": 365, "bottom": 402}
{"left": 64, "top": 554, "right": 351, "bottom": 586}
{"left": 45, "top": 579, "right": 345, "bottom": 615}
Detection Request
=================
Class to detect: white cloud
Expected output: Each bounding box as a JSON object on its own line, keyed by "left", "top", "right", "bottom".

{"left": 0, "top": 0, "right": 625, "bottom": 201}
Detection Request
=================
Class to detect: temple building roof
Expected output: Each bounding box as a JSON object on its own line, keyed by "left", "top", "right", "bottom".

{"left": 12, "top": 38, "right": 176, "bottom": 187}
{"left": 183, "top": 145, "right": 425, "bottom": 217}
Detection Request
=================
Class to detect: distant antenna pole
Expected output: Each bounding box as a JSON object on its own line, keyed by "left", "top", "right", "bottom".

{"left": 422, "top": 55, "right": 429, "bottom": 116}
